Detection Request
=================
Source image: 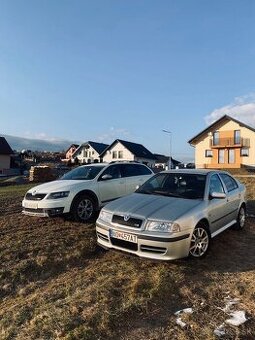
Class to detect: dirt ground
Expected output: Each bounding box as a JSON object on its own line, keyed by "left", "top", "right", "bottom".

{"left": 0, "top": 185, "right": 255, "bottom": 339}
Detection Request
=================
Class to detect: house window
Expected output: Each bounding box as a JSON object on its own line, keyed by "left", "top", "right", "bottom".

{"left": 234, "top": 130, "right": 241, "bottom": 144}
{"left": 213, "top": 131, "right": 220, "bottom": 146}
{"left": 118, "top": 151, "right": 123, "bottom": 159}
{"left": 241, "top": 148, "right": 249, "bottom": 156}
{"left": 112, "top": 151, "right": 117, "bottom": 159}
{"left": 228, "top": 149, "right": 235, "bottom": 164}
{"left": 218, "top": 149, "right": 225, "bottom": 164}
{"left": 205, "top": 150, "right": 213, "bottom": 157}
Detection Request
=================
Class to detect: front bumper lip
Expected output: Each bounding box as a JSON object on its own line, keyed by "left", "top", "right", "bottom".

{"left": 138, "top": 233, "right": 190, "bottom": 242}
{"left": 22, "top": 207, "right": 65, "bottom": 217}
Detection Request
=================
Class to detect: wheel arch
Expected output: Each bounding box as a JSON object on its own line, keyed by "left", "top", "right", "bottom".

{"left": 240, "top": 202, "right": 246, "bottom": 211}
{"left": 71, "top": 190, "right": 99, "bottom": 211}
{"left": 195, "top": 218, "right": 211, "bottom": 235}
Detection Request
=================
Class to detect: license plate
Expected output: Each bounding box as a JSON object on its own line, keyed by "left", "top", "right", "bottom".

{"left": 23, "top": 201, "right": 38, "bottom": 209}
{"left": 110, "top": 230, "right": 138, "bottom": 243}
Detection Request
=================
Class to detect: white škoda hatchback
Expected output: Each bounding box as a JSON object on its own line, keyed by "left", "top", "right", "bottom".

{"left": 22, "top": 162, "right": 153, "bottom": 222}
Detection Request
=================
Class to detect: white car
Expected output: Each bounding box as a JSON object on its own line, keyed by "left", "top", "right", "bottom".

{"left": 22, "top": 162, "right": 154, "bottom": 222}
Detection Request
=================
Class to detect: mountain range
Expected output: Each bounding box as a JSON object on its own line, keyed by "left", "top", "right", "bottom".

{"left": 1, "top": 134, "right": 79, "bottom": 152}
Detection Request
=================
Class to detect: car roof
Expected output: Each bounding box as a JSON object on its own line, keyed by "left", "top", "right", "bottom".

{"left": 79, "top": 162, "right": 147, "bottom": 168}
{"left": 161, "top": 169, "right": 228, "bottom": 176}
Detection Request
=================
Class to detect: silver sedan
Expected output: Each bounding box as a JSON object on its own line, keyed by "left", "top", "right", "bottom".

{"left": 96, "top": 170, "right": 246, "bottom": 260}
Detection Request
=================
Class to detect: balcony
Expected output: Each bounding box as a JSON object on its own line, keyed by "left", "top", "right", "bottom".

{"left": 210, "top": 137, "right": 250, "bottom": 148}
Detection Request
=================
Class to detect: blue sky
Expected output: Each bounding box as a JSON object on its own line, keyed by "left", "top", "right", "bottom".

{"left": 1, "top": 0, "right": 255, "bottom": 161}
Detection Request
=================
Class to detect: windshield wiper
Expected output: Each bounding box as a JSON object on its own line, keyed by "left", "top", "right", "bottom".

{"left": 137, "top": 190, "right": 152, "bottom": 194}
{"left": 152, "top": 190, "right": 182, "bottom": 198}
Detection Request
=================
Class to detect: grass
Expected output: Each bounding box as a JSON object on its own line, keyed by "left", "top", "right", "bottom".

{"left": 0, "top": 184, "right": 255, "bottom": 339}
{"left": 0, "top": 183, "right": 34, "bottom": 197}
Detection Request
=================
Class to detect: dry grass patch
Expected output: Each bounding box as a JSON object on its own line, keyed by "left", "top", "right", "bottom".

{"left": 0, "top": 184, "right": 255, "bottom": 339}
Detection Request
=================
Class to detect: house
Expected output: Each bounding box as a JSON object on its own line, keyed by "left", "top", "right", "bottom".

{"left": 0, "top": 137, "right": 13, "bottom": 174}
{"left": 188, "top": 115, "right": 255, "bottom": 169}
{"left": 72, "top": 141, "right": 109, "bottom": 164}
{"left": 154, "top": 153, "right": 181, "bottom": 170}
{"left": 100, "top": 139, "right": 156, "bottom": 167}
{"left": 63, "top": 144, "right": 79, "bottom": 162}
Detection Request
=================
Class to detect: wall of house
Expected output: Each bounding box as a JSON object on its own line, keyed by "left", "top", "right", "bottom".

{"left": 103, "top": 143, "right": 134, "bottom": 162}
{"left": 0, "top": 155, "right": 11, "bottom": 172}
{"left": 66, "top": 147, "right": 77, "bottom": 160}
{"left": 195, "top": 120, "right": 255, "bottom": 168}
{"left": 239, "top": 126, "right": 255, "bottom": 167}
{"left": 195, "top": 135, "right": 212, "bottom": 168}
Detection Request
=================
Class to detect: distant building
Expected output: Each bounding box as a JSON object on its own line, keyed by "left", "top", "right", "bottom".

{"left": 188, "top": 114, "right": 255, "bottom": 169}
{"left": 72, "top": 141, "right": 109, "bottom": 164}
{"left": 154, "top": 153, "right": 181, "bottom": 170}
{"left": 63, "top": 144, "right": 79, "bottom": 162}
{"left": 100, "top": 139, "right": 156, "bottom": 167}
{"left": 0, "top": 137, "right": 13, "bottom": 174}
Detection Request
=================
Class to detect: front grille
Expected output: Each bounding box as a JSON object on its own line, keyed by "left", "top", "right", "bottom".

{"left": 25, "top": 193, "right": 47, "bottom": 201}
{"left": 97, "top": 232, "right": 109, "bottom": 242}
{"left": 112, "top": 215, "right": 143, "bottom": 228}
{"left": 110, "top": 238, "right": 138, "bottom": 251}
{"left": 140, "top": 245, "right": 166, "bottom": 254}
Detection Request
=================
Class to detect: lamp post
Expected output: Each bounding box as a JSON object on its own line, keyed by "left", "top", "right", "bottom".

{"left": 162, "top": 129, "right": 172, "bottom": 170}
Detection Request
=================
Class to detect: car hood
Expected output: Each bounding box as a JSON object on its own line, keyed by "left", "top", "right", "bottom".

{"left": 26, "top": 179, "right": 93, "bottom": 194}
{"left": 104, "top": 193, "right": 202, "bottom": 221}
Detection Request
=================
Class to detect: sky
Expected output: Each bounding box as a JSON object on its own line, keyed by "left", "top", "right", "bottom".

{"left": 1, "top": 0, "right": 255, "bottom": 162}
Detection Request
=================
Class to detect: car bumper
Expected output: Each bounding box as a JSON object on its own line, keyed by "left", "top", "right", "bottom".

{"left": 22, "top": 198, "right": 69, "bottom": 217}
{"left": 96, "top": 220, "right": 191, "bottom": 261}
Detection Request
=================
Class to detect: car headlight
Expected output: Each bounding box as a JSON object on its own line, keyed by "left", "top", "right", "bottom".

{"left": 99, "top": 210, "right": 112, "bottom": 223}
{"left": 47, "top": 191, "right": 70, "bottom": 199}
{"left": 146, "top": 220, "right": 181, "bottom": 233}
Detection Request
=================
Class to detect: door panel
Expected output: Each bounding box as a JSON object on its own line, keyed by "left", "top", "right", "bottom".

{"left": 219, "top": 173, "right": 241, "bottom": 223}
{"left": 207, "top": 174, "right": 229, "bottom": 234}
{"left": 97, "top": 165, "right": 126, "bottom": 204}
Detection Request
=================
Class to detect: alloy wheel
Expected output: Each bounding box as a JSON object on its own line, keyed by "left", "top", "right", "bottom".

{"left": 238, "top": 206, "right": 246, "bottom": 228}
{"left": 189, "top": 227, "right": 209, "bottom": 258}
{"left": 77, "top": 198, "right": 93, "bottom": 221}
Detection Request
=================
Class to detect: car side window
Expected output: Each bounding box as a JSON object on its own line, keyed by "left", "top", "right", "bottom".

{"left": 121, "top": 164, "right": 143, "bottom": 177}
{"left": 99, "top": 165, "right": 121, "bottom": 180}
{"left": 209, "top": 174, "right": 224, "bottom": 194}
{"left": 220, "top": 174, "right": 238, "bottom": 192}
{"left": 136, "top": 164, "right": 153, "bottom": 175}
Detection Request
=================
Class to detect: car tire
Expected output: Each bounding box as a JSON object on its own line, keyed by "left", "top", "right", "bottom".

{"left": 189, "top": 223, "right": 211, "bottom": 259}
{"left": 70, "top": 194, "right": 96, "bottom": 223}
{"left": 233, "top": 205, "right": 246, "bottom": 230}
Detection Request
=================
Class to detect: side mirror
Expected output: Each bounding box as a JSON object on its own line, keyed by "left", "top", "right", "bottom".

{"left": 135, "top": 184, "right": 140, "bottom": 190}
{"left": 210, "top": 191, "right": 226, "bottom": 200}
{"left": 101, "top": 174, "right": 113, "bottom": 181}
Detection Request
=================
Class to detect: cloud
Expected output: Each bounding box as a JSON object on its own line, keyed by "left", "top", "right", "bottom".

{"left": 22, "top": 131, "right": 71, "bottom": 143}
{"left": 96, "top": 127, "right": 132, "bottom": 143}
{"left": 205, "top": 93, "right": 255, "bottom": 127}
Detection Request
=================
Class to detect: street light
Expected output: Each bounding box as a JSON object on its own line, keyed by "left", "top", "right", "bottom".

{"left": 162, "top": 129, "right": 172, "bottom": 169}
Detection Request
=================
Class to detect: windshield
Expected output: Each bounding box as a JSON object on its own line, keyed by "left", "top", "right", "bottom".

{"left": 136, "top": 173, "right": 206, "bottom": 199}
{"left": 61, "top": 165, "right": 105, "bottom": 180}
